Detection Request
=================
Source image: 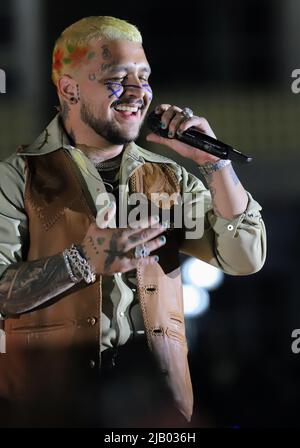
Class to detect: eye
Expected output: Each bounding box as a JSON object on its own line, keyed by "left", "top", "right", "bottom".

{"left": 107, "top": 77, "right": 124, "bottom": 83}
{"left": 110, "top": 74, "right": 128, "bottom": 82}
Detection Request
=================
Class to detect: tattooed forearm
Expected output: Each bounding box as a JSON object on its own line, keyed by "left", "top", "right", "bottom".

{"left": 204, "top": 173, "right": 224, "bottom": 218}
{"left": 228, "top": 164, "right": 240, "bottom": 186}
{"left": 203, "top": 163, "right": 248, "bottom": 219}
{"left": 0, "top": 253, "right": 76, "bottom": 317}
{"left": 204, "top": 173, "right": 214, "bottom": 196}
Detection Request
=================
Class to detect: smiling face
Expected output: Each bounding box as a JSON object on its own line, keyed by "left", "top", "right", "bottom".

{"left": 73, "top": 38, "right": 152, "bottom": 145}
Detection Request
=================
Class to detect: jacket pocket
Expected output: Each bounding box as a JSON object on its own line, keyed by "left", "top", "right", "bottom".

{"left": 9, "top": 321, "right": 73, "bottom": 333}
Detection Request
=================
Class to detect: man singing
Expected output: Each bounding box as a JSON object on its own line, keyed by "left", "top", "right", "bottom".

{"left": 0, "top": 16, "right": 266, "bottom": 427}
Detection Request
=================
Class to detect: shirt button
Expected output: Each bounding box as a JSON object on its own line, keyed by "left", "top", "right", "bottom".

{"left": 227, "top": 224, "right": 234, "bottom": 231}
{"left": 87, "top": 317, "right": 97, "bottom": 326}
{"left": 119, "top": 311, "right": 125, "bottom": 317}
{"left": 89, "top": 360, "right": 96, "bottom": 368}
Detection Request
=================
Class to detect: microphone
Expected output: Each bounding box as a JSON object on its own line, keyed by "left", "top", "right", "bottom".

{"left": 147, "top": 110, "right": 252, "bottom": 164}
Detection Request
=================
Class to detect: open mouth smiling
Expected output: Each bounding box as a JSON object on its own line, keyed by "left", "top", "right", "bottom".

{"left": 113, "top": 103, "right": 143, "bottom": 119}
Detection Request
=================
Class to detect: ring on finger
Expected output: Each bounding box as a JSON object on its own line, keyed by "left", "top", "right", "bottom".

{"left": 181, "top": 107, "right": 194, "bottom": 119}
{"left": 134, "top": 244, "right": 150, "bottom": 259}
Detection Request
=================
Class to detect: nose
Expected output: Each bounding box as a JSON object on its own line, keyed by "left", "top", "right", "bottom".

{"left": 123, "top": 80, "right": 145, "bottom": 100}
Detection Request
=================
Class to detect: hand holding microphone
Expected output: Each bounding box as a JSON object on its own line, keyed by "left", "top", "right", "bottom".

{"left": 146, "top": 105, "right": 252, "bottom": 164}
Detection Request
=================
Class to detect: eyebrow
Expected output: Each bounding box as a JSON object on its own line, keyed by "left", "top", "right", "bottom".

{"left": 103, "top": 64, "right": 151, "bottom": 75}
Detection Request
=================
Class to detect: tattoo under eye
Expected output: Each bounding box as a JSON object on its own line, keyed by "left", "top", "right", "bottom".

{"left": 142, "top": 83, "right": 153, "bottom": 98}
{"left": 101, "top": 63, "right": 111, "bottom": 72}
{"left": 104, "top": 81, "right": 124, "bottom": 99}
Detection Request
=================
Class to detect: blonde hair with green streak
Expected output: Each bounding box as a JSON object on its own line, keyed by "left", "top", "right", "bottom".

{"left": 52, "top": 16, "right": 143, "bottom": 85}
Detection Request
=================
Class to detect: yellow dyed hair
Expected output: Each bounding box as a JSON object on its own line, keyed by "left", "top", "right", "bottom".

{"left": 52, "top": 16, "right": 142, "bottom": 85}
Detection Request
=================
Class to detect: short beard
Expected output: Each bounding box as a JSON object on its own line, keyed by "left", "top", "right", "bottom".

{"left": 80, "top": 100, "right": 141, "bottom": 145}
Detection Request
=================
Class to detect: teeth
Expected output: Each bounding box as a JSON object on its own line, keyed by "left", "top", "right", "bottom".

{"left": 114, "top": 105, "right": 139, "bottom": 113}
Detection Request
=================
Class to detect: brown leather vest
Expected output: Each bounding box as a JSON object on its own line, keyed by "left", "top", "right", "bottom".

{"left": 0, "top": 149, "right": 193, "bottom": 421}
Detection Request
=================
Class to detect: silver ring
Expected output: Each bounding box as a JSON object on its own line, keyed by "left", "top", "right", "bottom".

{"left": 181, "top": 107, "right": 193, "bottom": 119}
{"left": 134, "top": 244, "right": 150, "bottom": 259}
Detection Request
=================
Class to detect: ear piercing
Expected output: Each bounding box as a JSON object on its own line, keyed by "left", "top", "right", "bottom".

{"left": 69, "top": 85, "right": 80, "bottom": 104}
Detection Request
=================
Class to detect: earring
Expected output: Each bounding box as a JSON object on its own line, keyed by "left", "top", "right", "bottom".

{"left": 70, "top": 96, "right": 78, "bottom": 104}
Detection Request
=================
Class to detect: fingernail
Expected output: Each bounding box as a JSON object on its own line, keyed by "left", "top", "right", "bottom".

{"left": 162, "top": 220, "right": 169, "bottom": 229}
{"left": 155, "top": 107, "right": 161, "bottom": 114}
{"left": 160, "top": 235, "right": 166, "bottom": 244}
{"left": 153, "top": 215, "right": 160, "bottom": 222}
{"left": 168, "top": 131, "right": 174, "bottom": 138}
{"left": 177, "top": 129, "right": 183, "bottom": 136}
{"left": 153, "top": 255, "right": 159, "bottom": 262}
{"left": 160, "top": 122, "right": 167, "bottom": 129}
{"left": 108, "top": 202, "right": 114, "bottom": 208}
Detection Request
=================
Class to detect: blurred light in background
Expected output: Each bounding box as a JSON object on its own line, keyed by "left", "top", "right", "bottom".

{"left": 182, "top": 258, "right": 224, "bottom": 291}
{"left": 182, "top": 257, "right": 224, "bottom": 318}
{"left": 183, "top": 284, "right": 210, "bottom": 318}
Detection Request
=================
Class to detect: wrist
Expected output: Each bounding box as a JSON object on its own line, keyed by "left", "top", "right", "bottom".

{"left": 198, "top": 159, "right": 231, "bottom": 176}
{"left": 193, "top": 154, "right": 220, "bottom": 164}
{"left": 63, "top": 250, "right": 81, "bottom": 284}
{"left": 63, "top": 244, "right": 96, "bottom": 285}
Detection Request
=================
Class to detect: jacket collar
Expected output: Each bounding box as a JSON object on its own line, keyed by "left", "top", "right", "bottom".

{"left": 17, "top": 115, "right": 73, "bottom": 156}
{"left": 17, "top": 113, "right": 177, "bottom": 167}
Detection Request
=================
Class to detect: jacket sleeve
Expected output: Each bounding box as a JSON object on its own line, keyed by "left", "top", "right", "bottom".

{"left": 0, "top": 155, "right": 28, "bottom": 278}
{"left": 179, "top": 166, "right": 267, "bottom": 275}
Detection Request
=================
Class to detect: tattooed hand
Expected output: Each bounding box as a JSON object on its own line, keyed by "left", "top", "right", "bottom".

{"left": 80, "top": 212, "right": 166, "bottom": 276}
{"left": 146, "top": 104, "right": 219, "bottom": 165}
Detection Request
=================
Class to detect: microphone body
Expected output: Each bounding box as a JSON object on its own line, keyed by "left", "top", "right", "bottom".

{"left": 147, "top": 111, "right": 252, "bottom": 164}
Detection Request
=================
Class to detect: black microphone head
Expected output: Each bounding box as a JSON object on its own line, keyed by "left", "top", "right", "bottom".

{"left": 146, "top": 110, "right": 161, "bottom": 132}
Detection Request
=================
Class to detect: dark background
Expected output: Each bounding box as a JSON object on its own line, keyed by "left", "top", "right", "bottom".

{"left": 1, "top": 0, "right": 300, "bottom": 427}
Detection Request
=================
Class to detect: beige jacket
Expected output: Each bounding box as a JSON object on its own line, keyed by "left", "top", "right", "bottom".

{"left": 0, "top": 115, "right": 266, "bottom": 421}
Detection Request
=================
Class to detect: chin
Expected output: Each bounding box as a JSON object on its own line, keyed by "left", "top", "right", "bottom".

{"left": 117, "top": 128, "right": 141, "bottom": 144}
{"left": 126, "top": 130, "right": 140, "bottom": 142}
{"left": 104, "top": 120, "right": 143, "bottom": 145}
